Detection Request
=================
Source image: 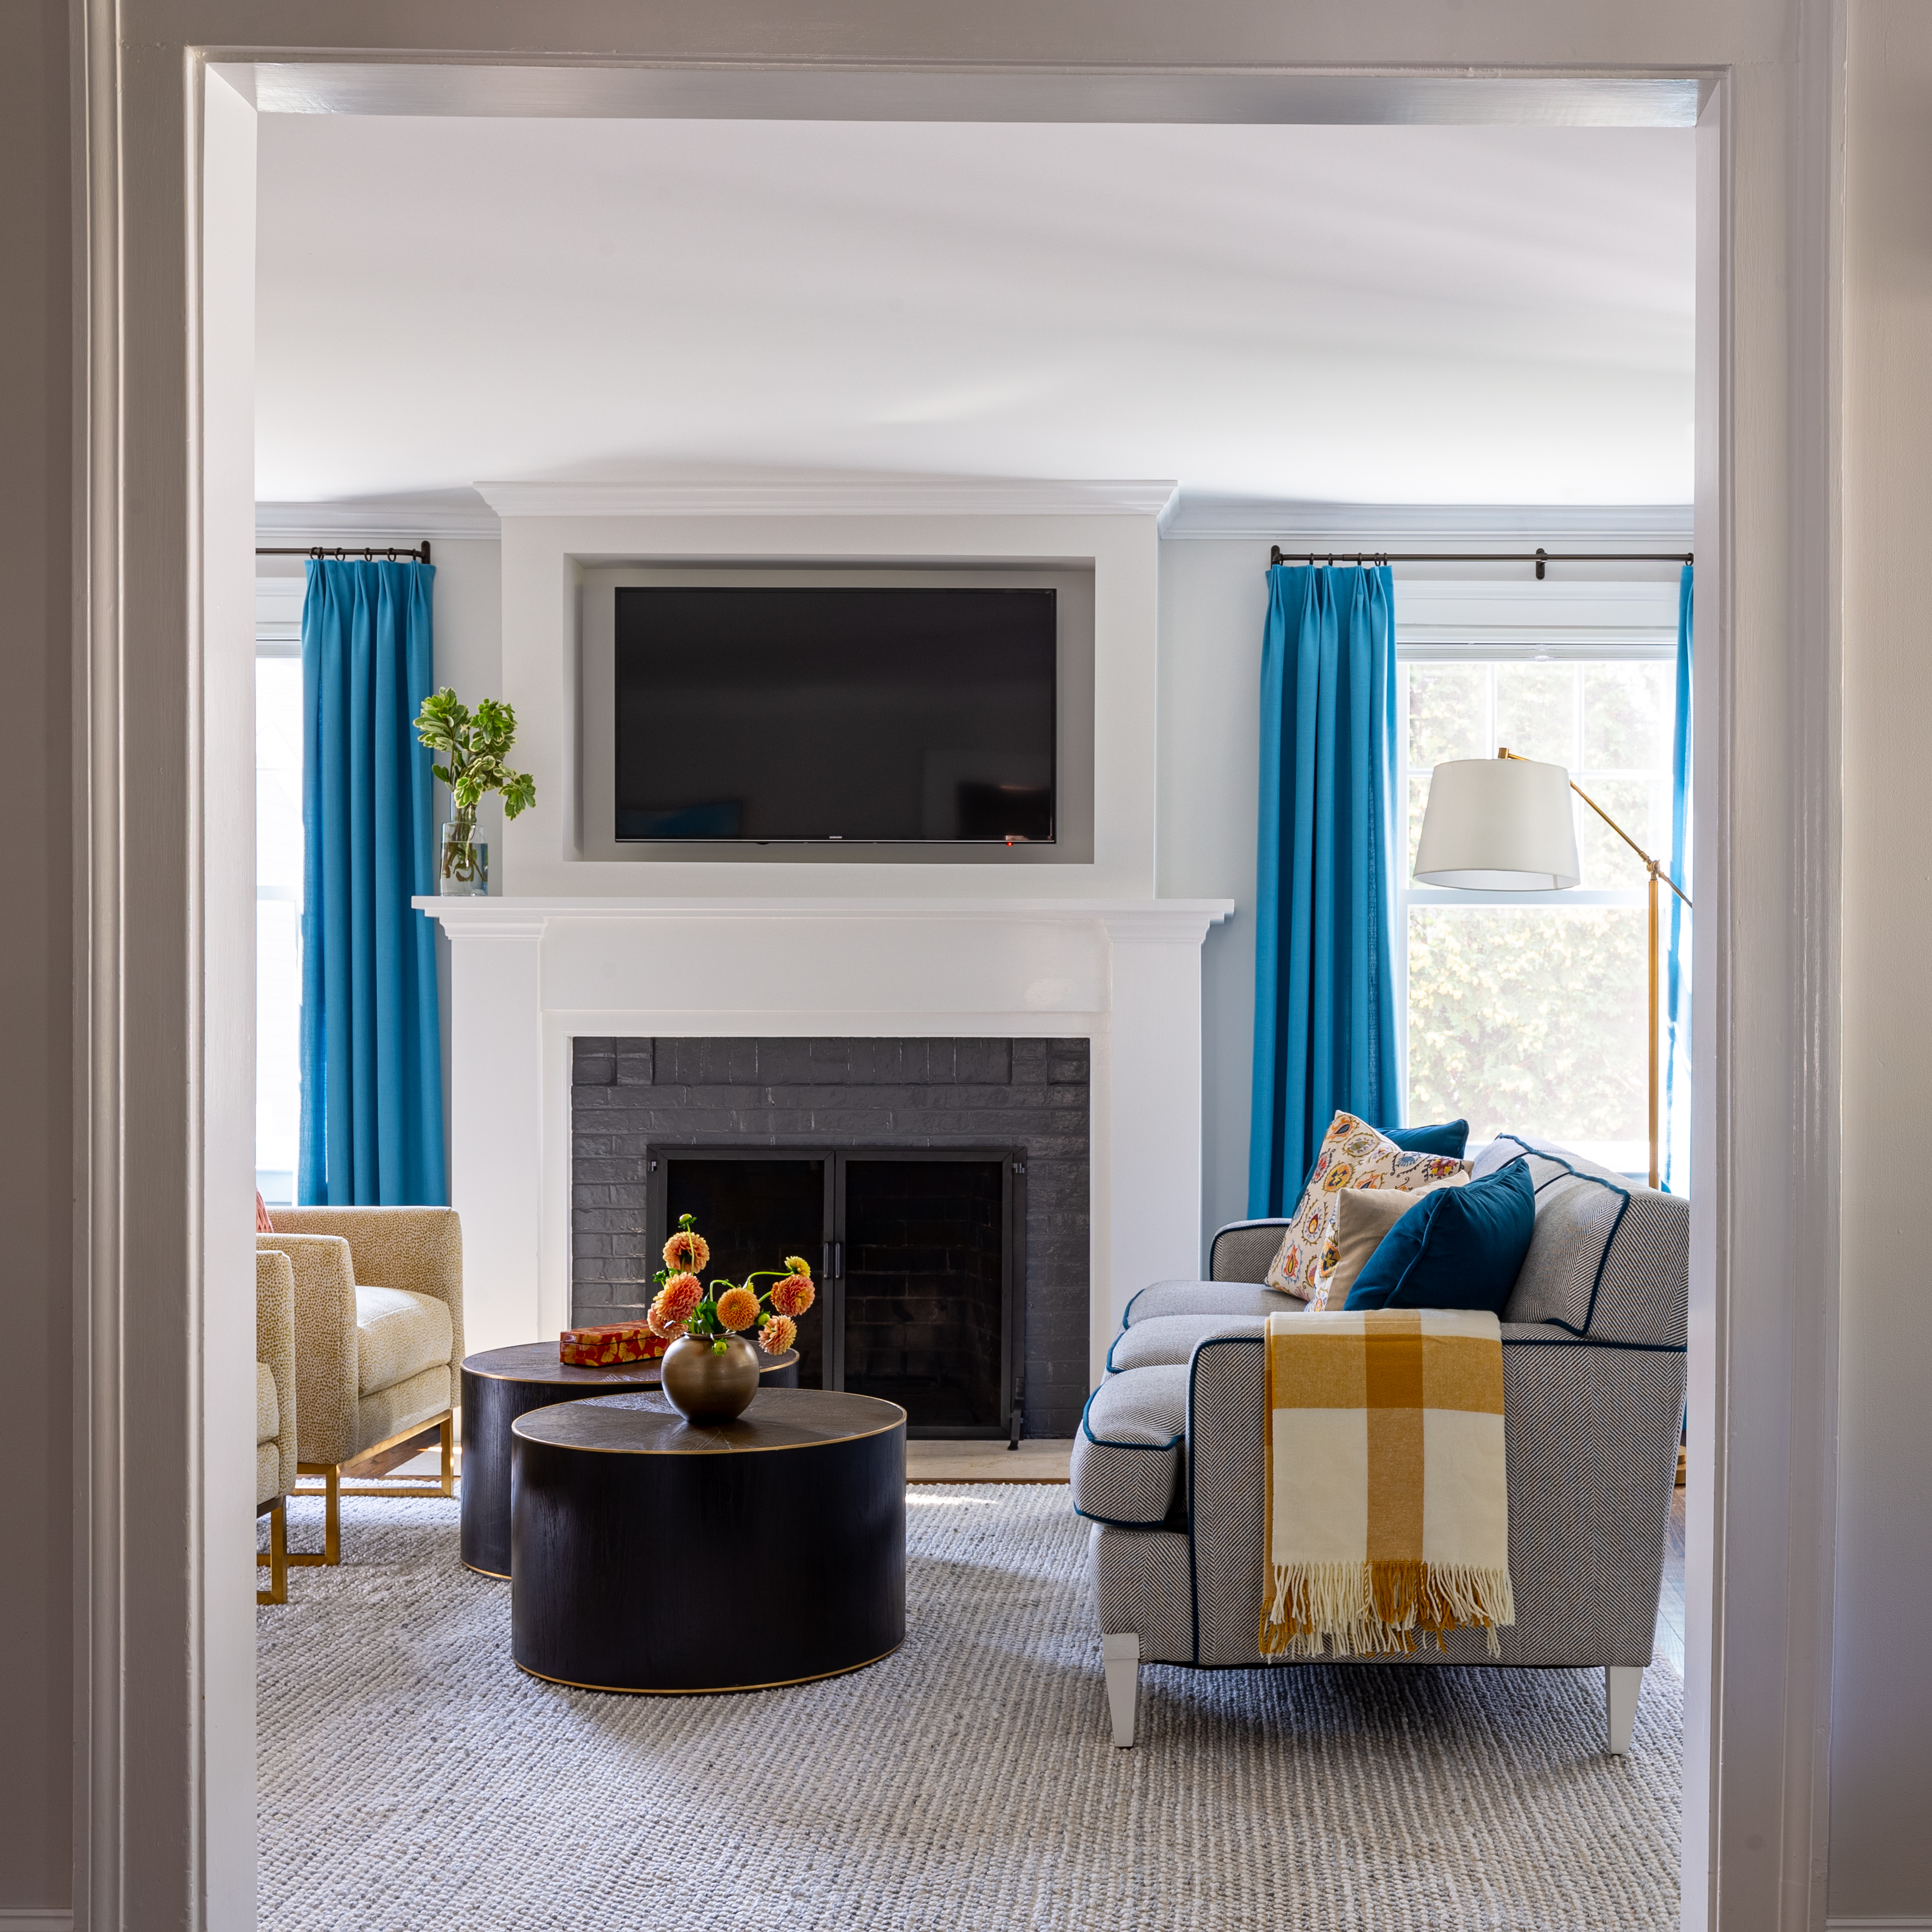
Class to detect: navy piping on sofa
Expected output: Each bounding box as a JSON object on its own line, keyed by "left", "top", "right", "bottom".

{"left": 1072, "top": 1382, "right": 1185, "bottom": 1529}
{"left": 1485, "top": 1133, "right": 1635, "bottom": 1338}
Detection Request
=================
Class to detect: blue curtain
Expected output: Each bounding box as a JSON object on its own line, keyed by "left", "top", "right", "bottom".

{"left": 1247, "top": 565, "right": 1401, "bottom": 1217}
{"left": 1663, "top": 565, "right": 1693, "bottom": 1193}
{"left": 298, "top": 558, "right": 447, "bottom": 1205}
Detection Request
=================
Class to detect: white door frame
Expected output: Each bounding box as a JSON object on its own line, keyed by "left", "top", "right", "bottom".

{"left": 71, "top": 14, "right": 1841, "bottom": 1930}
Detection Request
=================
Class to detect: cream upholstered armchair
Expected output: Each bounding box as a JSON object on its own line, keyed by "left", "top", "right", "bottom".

{"left": 256, "top": 1249, "right": 298, "bottom": 1604}
{"left": 258, "top": 1206, "right": 463, "bottom": 1566}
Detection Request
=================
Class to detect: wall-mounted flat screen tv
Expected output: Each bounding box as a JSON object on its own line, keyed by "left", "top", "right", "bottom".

{"left": 613, "top": 586, "right": 1057, "bottom": 843}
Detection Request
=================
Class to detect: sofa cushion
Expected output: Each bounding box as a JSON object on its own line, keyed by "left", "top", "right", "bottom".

{"left": 1124, "top": 1280, "right": 1285, "bottom": 1327}
{"left": 1107, "top": 1312, "right": 1268, "bottom": 1373}
{"left": 1344, "top": 1156, "right": 1536, "bottom": 1313}
{"left": 256, "top": 1360, "right": 279, "bottom": 1446}
{"left": 1071, "top": 1365, "right": 1188, "bottom": 1526}
{"left": 356, "top": 1286, "right": 453, "bottom": 1398}
{"left": 1474, "top": 1131, "right": 1630, "bottom": 1191}
{"left": 1472, "top": 1133, "right": 1688, "bottom": 1345}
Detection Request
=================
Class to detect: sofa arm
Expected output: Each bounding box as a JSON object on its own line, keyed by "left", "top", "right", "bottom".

{"left": 257, "top": 1232, "right": 359, "bottom": 1466}
{"left": 1183, "top": 1325, "right": 1686, "bottom": 1670}
{"left": 1207, "top": 1219, "right": 1291, "bottom": 1284}
{"left": 255, "top": 1250, "right": 298, "bottom": 1499}
{"left": 268, "top": 1206, "right": 464, "bottom": 1368}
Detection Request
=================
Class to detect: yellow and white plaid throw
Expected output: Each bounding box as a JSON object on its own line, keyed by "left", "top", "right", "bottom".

{"left": 1261, "top": 1307, "right": 1515, "bottom": 1658}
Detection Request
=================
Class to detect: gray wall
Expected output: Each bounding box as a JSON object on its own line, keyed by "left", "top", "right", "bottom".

{"left": 1155, "top": 539, "right": 1270, "bottom": 1253}
{"left": 0, "top": 0, "right": 72, "bottom": 1912}
{"left": 1833, "top": 4, "right": 1932, "bottom": 1914}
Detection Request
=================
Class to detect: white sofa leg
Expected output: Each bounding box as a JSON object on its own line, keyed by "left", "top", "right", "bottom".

{"left": 1103, "top": 1633, "right": 1140, "bottom": 1747}
{"left": 1607, "top": 1666, "right": 1642, "bottom": 1756}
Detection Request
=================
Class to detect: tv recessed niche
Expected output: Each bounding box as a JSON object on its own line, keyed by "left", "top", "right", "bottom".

{"left": 577, "top": 565, "right": 1095, "bottom": 865}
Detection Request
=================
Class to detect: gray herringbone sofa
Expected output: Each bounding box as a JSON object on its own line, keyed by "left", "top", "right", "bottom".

{"left": 1073, "top": 1133, "right": 1688, "bottom": 1755}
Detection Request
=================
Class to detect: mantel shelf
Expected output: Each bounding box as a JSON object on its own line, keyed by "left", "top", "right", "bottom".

{"left": 413, "top": 895, "right": 1236, "bottom": 939}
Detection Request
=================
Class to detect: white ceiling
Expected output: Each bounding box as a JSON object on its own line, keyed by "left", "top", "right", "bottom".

{"left": 254, "top": 117, "right": 1695, "bottom": 510}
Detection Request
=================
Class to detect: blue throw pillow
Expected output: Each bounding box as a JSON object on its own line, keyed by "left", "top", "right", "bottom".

{"left": 1343, "top": 1156, "right": 1535, "bottom": 1314}
{"left": 1387, "top": 1118, "right": 1470, "bottom": 1161}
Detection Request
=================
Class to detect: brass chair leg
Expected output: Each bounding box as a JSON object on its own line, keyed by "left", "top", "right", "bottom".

{"left": 439, "top": 1414, "right": 456, "bottom": 1497}
{"left": 288, "top": 1464, "right": 342, "bottom": 1567}
{"left": 257, "top": 1498, "right": 288, "bottom": 1605}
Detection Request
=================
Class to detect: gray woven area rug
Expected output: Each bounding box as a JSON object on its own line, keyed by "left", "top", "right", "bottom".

{"left": 259, "top": 1488, "right": 1679, "bottom": 1931}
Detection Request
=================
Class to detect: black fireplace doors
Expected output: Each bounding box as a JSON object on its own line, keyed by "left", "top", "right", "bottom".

{"left": 645, "top": 1147, "right": 1024, "bottom": 1440}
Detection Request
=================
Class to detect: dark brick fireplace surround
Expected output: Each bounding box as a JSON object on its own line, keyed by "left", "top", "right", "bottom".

{"left": 570, "top": 1036, "right": 1091, "bottom": 1437}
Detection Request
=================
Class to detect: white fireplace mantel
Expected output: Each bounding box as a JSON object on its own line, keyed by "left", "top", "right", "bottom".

{"left": 416, "top": 894, "right": 1235, "bottom": 1393}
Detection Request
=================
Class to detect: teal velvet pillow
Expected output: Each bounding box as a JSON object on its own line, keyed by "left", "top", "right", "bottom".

{"left": 1386, "top": 1118, "right": 1470, "bottom": 1161}
{"left": 1343, "top": 1155, "right": 1535, "bottom": 1314}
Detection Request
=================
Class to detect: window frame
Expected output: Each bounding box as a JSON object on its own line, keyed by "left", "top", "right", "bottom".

{"left": 255, "top": 576, "right": 305, "bottom": 1201}
{"left": 1393, "top": 634, "right": 1678, "bottom": 1152}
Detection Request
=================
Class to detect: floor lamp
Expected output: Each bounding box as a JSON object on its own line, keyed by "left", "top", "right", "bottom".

{"left": 1413, "top": 748, "right": 1691, "bottom": 1190}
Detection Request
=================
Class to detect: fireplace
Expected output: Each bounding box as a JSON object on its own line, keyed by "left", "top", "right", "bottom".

{"left": 649, "top": 1149, "right": 1018, "bottom": 1434}
{"left": 570, "top": 1035, "right": 1088, "bottom": 1438}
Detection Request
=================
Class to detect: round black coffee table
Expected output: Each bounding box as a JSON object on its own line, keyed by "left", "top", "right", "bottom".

{"left": 460, "top": 1341, "right": 799, "bottom": 1577}
{"left": 510, "top": 1388, "right": 906, "bottom": 1695}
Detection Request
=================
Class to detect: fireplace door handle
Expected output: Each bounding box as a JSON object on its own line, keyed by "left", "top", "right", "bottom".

{"left": 823, "top": 1240, "right": 844, "bottom": 1279}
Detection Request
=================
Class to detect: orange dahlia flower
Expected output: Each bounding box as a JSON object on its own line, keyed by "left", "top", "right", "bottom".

{"left": 783, "top": 1254, "right": 813, "bottom": 1278}
{"left": 664, "top": 1228, "right": 710, "bottom": 1272}
{"left": 759, "top": 1314, "right": 797, "bottom": 1357}
{"left": 769, "top": 1273, "right": 815, "bottom": 1318}
{"left": 715, "top": 1286, "right": 760, "bottom": 1332}
{"left": 649, "top": 1272, "right": 703, "bottom": 1336}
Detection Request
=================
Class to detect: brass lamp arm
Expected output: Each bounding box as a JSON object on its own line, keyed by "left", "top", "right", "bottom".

{"left": 1498, "top": 747, "right": 1691, "bottom": 907}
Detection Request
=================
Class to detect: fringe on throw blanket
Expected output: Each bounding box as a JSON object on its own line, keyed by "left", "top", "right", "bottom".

{"left": 1261, "top": 1559, "right": 1515, "bottom": 1659}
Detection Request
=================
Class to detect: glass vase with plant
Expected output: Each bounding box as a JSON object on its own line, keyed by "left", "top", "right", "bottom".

{"left": 648, "top": 1214, "right": 817, "bottom": 1423}
{"left": 414, "top": 687, "right": 538, "bottom": 896}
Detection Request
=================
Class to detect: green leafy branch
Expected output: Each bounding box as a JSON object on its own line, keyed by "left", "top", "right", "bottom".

{"left": 414, "top": 688, "right": 538, "bottom": 825}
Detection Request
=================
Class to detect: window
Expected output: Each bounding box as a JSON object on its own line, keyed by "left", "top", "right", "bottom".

{"left": 256, "top": 579, "right": 305, "bottom": 1203}
{"left": 1398, "top": 646, "right": 1676, "bottom": 1175}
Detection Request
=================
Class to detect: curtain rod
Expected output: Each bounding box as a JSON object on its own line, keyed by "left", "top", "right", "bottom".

{"left": 256, "top": 541, "right": 432, "bottom": 565}
{"left": 1270, "top": 544, "right": 1691, "bottom": 579}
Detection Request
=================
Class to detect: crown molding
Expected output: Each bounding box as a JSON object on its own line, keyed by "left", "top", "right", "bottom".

{"left": 255, "top": 495, "right": 501, "bottom": 540}
{"left": 473, "top": 476, "right": 1180, "bottom": 521}
{"left": 1161, "top": 497, "right": 1695, "bottom": 546}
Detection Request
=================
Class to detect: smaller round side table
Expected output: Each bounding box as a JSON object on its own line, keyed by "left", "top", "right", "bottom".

{"left": 460, "top": 1341, "right": 798, "bottom": 1577}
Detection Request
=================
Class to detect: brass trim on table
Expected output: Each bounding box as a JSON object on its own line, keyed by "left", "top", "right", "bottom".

{"left": 513, "top": 1640, "right": 903, "bottom": 1697}
{"left": 462, "top": 1561, "right": 511, "bottom": 1581}
{"left": 510, "top": 1411, "right": 907, "bottom": 1457}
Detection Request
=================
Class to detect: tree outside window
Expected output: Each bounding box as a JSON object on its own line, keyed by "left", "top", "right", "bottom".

{"left": 1400, "top": 652, "right": 1674, "bottom": 1175}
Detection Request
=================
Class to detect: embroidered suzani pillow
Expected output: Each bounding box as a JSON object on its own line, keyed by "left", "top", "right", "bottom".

{"left": 1264, "top": 1113, "right": 1471, "bottom": 1306}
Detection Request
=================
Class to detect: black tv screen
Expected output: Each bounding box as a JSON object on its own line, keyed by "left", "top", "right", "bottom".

{"left": 613, "top": 586, "right": 1057, "bottom": 843}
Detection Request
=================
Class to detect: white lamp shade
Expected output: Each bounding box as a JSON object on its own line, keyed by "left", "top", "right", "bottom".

{"left": 1413, "top": 756, "right": 1581, "bottom": 891}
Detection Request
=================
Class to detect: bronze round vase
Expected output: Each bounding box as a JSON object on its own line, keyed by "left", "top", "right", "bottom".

{"left": 659, "top": 1334, "right": 760, "bottom": 1424}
